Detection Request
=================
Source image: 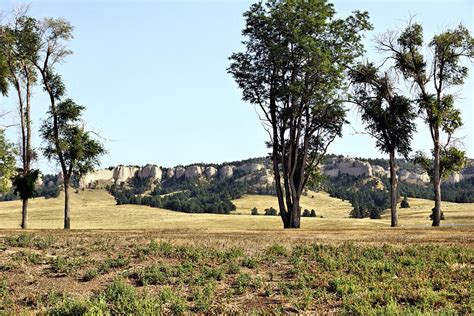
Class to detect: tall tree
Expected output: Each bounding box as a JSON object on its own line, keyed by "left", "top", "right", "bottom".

{"left": 27, "top": 17, "right": 105, "bottom": 229}
{"left": 40, "top": 99, "right": 105, "bottom": 229}
{"left": 349, "top": 63, "right": 416, "bottom": 227}
{"left": 378, "top": 22, "right": 473, "bottom": 226}
{"left": 0, "top": 13, "right": 40, "bottom": 229}
{"left": 228, "top": 0, "right": 371, "bottom": 228}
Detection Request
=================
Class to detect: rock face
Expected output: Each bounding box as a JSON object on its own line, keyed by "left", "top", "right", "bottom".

{"left": 236, "top": 163, "right": 264, "bottom": 174}
{"left": 236, "top": 169, "right": 274, "bottom": 186}
{"left": 114, "top": 165, "right": 139, "bottom": 185}
{"left": 444, "top": 172, "right": 461, "bottom": 184}
{"left": 74, "top": 157, "right": 473, "bottom": 190}
{"left": 398, "top": 169, "right": 430, "bottom": 184}
{"left": 80, "top": 165, "right": 160, "bottom": 188}
{"left": 165, "top": 168, "right": 175, "bottom": 179}
{"left": 138, "top": 164, "right": 162, "bottom": 182}
{"left": 372, "top": 165, "right": 389, "bottom": 178}
{"left": 185, "top": 165, "right": 202, "bottom": 179}
{"left": 174, "top": 167, "right": 185, "bottom": 179}
{"left": 81, "top": 169, "right": 114, "bottom": 188}
{"left": 204, "top": 166, "right": 217, "bottom": 178}
{"left": 323, "top": 158, "right": 373, "bottom": 178}
{"left": 219, "top": 165, "right": 234, "bottom": 178}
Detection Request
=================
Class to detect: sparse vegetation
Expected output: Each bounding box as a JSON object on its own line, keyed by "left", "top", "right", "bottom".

{"left": 0, "top": 230, "right": 472, "bottom": 314}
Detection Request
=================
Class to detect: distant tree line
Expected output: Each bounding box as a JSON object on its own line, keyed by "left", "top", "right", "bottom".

{"left": 396, "top": 177, "right": 474, "bottom": 203}
{"left": 318, "top": 173, "right": 474, "bottom": 219}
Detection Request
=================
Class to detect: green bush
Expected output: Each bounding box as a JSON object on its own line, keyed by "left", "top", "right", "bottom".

{"left": 400, "top": 196, "right": 410, "bottom": 208}
{"left": 264, "top": 207, "right": 278, "bottom": 216}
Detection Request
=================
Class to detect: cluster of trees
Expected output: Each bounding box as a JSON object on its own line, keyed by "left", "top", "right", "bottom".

{"left": 109, "top": 177, "right": 247, "bottom": 214}
{"left": 229, "top": 0, "right": 473, "bottom": 228}
{"left": 321, "top": 171, "right": 474, "bottom": 219}
{"left": 0, "top": 9, "right": 105, "bottom": 229}
{"left": 321, "top": 175, "right": 390, "bottom": 219}
{"left": 397, "top": 177, "right": 474, "bottom": 203}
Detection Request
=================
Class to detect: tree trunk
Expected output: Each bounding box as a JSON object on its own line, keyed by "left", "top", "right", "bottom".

{"left": 21, "top": 199, "right": 28, "bottom": 229}
{"left": 64, "top": 182, "right": 71, "bottom": 229}
{"left": 288, "top": 198, "right": 301, "bottom": 228}
{"left": 432, "top": 142, "right": 442, "bottom": 226}
{"left": 388, "top": 150, "right": 398, "bottom": 227}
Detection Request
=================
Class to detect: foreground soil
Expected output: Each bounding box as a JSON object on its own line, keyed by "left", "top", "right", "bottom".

{"left": 0, "top": 229, "right": 472, "bottom": 314}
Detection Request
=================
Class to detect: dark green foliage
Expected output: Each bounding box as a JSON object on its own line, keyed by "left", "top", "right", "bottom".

{"left": 264, "top": 207, "right": 278, "bottom": 216}
{"left": 320, "top": 175, "right": 390, "bottom": 219}
{"left": 400, "top": 196, "right": 410, "bottom": 208}
{"left": 110, "top": 175, "right": 246, "bottom": 214}
{"left": 12, "top": 169, "right": 40, "bottom": 200}
{"left": 41, "top": 99, "right": 106, "bottom": 179}
{"left": 397, "top": 176, "right": 474, "bottom": 203}
{"left": 414, "top": 148, "right": 467, "bottom": 183}
{"left": 302, "top": 209, "right": 317, "bottom": 217}
{"left": 251, "top": 207, "right": 259, "bottom": 215}
{"left": 228, "top": 0, "right": 372, "bottom": 228}
{"left": 5, "top": 234, "right": 56, "bottom": 249}
{"left": 379, "top": 21, "right": 473, "bottom": 226}
{"left": 350, "top": 63, "right": 416, "bottom": 158}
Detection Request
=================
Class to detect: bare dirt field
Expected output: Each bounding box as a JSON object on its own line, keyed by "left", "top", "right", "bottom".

{"left": 0, "top": 190, "right": 472, "bottom": 314}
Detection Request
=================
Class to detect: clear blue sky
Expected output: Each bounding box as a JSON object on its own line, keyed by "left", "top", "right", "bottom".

{"left": 1, "top": 0, "right": 473, "bottom": 173}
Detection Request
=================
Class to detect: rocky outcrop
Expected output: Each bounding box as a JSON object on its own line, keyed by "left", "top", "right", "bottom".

{"left": 204, "top": 166, "right": 217, "bottom": 178}
{"left": 236, "top": 169, "right": 274, "bottom": 186}
{"left": 185, "top": 165, "right": 202, "bottom": 179}
{"left": 74, "top": 157, "right": 473, "bottom": 190}
{"left": 219, "top": 165, "right": 234, "bottom": 178}
{"left": 398, "top": 169, "right": 430, "bottom": 184}
{"left": 138, "top": 164, "right": 162, "bottom": 181}
{"left": 114, "top": 165, "right": 139, "bottom": 185}
{"left": 174, "top": 167, "right": 185, "bottom": 179}
{"left": 323, "top": 158, "right": 373, "bottom": 178}
{"left": 81, "top": 169, "right": 114, "bottom": 187}
{"left": 165, "top": 168, "right": 175, "bottom": 179}
{"left": 372, "top": 165, "right": 389, "bottom": 178}
{"left": 80, "top": 164, "right": 161, "bottom": 188}
{"left": 236, "top": 163, "right": 264, "bottom": 174}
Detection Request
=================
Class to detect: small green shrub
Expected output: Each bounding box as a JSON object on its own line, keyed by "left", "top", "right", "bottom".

{"left": 241, "top": 256, "right": 257, "bottom": 269}
{"left": 82, "top": 268, "right": 98, "bottom": 282}
{"left": 6, "top": 234, "right": 33, "bottom": 248}
{"left": 226, "top": 261, "right": 241, "bottom": 275}
{"left": 193, "top": 282, "right": 215, "bottom": 313}
{"left": 50, "top": 256, "right": 86, "bottom": 274}
{"left": 400, "top": 196, "right": 410, "bottom": 208}
{"left": 265, "top": 244, "right": 287, "bottom": 257}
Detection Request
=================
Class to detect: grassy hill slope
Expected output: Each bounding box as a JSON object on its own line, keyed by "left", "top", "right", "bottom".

{"left": 0, "top": 190, "right": 472, "bottom": 230}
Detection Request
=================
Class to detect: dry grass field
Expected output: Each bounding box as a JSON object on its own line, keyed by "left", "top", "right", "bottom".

{"left": 0, "top": 189, "right": 472, "bottom": 232}
{"left": 0, "top": 190, "right": 473, "bottom": 314}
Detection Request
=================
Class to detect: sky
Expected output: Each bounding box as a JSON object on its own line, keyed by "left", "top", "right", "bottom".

{"left": 0, "top": 0, "right": 473, "bottom": 174}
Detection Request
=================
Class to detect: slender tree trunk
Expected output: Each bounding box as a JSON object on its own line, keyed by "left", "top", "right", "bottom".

{"left": 432, "top": 141, "right": 442, "bottom": 226}
{"left": 388, "top": 150, "right": 398, "bottom": 227}
{"left": 64, "top": 181, "right": 71, "bottom": 229}
{"left": 21, "top": 199, "right": 28, "bottom": 229}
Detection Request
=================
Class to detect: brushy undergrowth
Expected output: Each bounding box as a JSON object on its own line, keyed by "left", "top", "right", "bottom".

{"left": 0, "top": 233, "right": 472, "bottom": 315}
